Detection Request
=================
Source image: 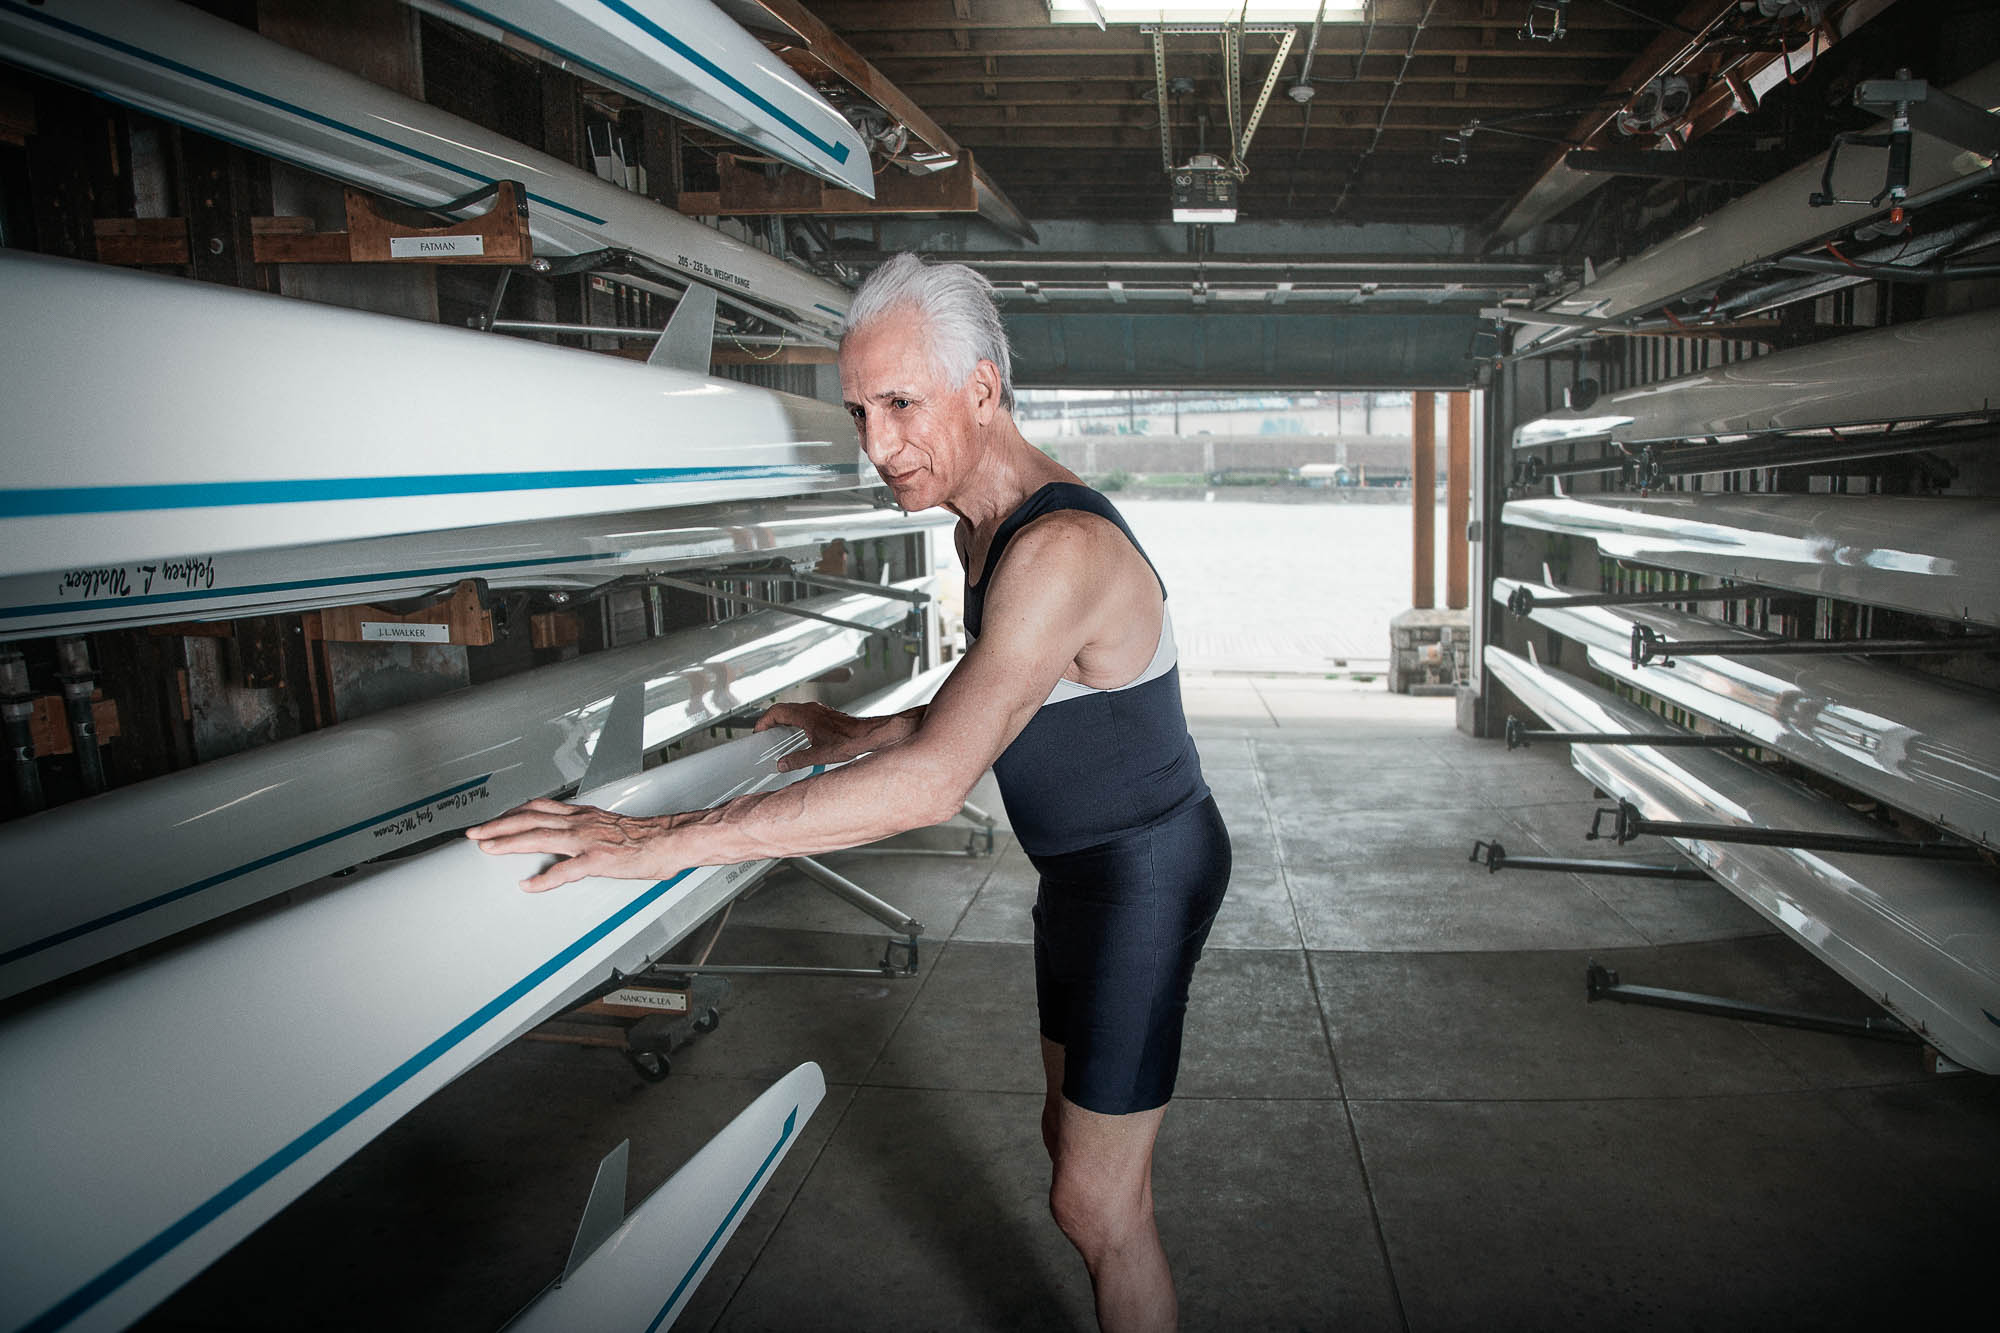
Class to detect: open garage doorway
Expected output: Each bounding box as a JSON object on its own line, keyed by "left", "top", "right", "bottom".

{"left": 932, "top": 387, "right": 1481, "bottom": 708}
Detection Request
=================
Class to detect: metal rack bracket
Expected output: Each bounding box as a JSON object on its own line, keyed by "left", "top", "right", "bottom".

{"left": 1470, "top": 839, "right": 1711, "bottom": 880}
{"left": 1504, "top": 715, "right": 1755, "bottom": 751}
{"left": 1586, "top": 961, "right": 1921, "bottom": 1046}
{"left": 1631, "top": 623, "right": 1999, "bottom": 668}
{"left": 1589, "top": 799, "right": 1987, "bottom": 863}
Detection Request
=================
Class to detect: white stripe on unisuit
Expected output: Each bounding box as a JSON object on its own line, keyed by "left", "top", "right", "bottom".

{"left": 967, "top": 605, "right": 1178, "bottom": 709}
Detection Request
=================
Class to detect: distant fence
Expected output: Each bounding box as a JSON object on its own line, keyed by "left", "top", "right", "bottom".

{"left": 1029, "top": 433, "right": 1440, "bottom": 483}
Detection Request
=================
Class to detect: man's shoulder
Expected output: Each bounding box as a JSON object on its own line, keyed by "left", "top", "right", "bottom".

{"left": 984, "top": 509, "right": 1148, "bottom": 621}
{"left": 1002, "top": 507, "right": 1130, "bottom": 569}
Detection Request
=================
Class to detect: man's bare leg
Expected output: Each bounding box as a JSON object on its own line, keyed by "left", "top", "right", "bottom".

{"left": 1039, "top": 1036, "right": 1176, "bottom": 1333}
{"left": 1040, "top": 1035, "right": 1066, "bottom": 1161}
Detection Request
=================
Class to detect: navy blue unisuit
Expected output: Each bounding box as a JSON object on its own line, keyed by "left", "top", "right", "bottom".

{"left": 964, "top": 483, "right": 1231, "bottom": 1115}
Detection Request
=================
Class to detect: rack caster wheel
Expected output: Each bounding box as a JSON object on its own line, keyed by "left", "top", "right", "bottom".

{"left": 695, "top": 1008, "right": 720, "bottom": 1034}
{"left": 628, "top": 1049, "right": 672, "bottom": 1082}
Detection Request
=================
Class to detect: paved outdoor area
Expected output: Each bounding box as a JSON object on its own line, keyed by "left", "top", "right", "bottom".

{"left": 142, "top": 677, "right": 2000, "bottom": 1332}
{"left": 934, "top": 499, "right": 1445, "bottom": 675}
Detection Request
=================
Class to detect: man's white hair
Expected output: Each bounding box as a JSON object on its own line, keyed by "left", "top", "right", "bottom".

{"left": 842, "top": 252, "right": 1016, "bottom": 412}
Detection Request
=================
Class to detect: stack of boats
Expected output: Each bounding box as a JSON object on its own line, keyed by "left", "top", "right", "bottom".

{"left": 0, "top": 3, "right": 953, "bottom": 1330}
{"left": 1497, "top": 289, "right": 2000, "bottom": 1076}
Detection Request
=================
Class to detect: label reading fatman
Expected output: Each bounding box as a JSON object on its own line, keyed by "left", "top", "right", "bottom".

{"left": 389, "top": 234, "right": 484, "bottom": 258}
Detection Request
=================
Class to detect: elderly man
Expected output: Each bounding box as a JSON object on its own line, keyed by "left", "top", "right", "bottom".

{"left": 468, "top": 253, "right": 1230, "bottom": 1332}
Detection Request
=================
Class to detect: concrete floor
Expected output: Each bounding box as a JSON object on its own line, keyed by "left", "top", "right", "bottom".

{"left": 143, "top": 677, "right": 2000, "bottom": 1332}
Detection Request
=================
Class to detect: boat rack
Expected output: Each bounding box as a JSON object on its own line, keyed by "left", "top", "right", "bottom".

{"left": 95, "top": 179, "right": 534, "bottom": 269}
{"left": 531, "top": 844, "right": 954, "bottom": 1082}
{"left": 1482, "top": 646, "right": 2000, "bottom": 1074}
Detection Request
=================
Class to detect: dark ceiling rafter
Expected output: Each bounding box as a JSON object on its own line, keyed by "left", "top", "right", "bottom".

{"left": 1484, "top": 0, "right": 1900, "bottom": 243}
{"left": 802, "top": 0, "right": 1699, "bottom": 227}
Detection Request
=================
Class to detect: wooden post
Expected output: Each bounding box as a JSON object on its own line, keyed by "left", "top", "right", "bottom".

{"left": 1411, "top": 391, "right": 1436, "bottom": 610}
{"left": 1446, "top": 391, "right": 1472, "bottom": 611}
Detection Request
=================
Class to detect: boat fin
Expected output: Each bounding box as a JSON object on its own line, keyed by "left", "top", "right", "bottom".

{"left": 561, "top": 1139, "right": 630, "bottom": 1283}
{"left": 1541, "top": 561, "right": 1560, "bottom": 588}
{"left": 508, "top": 1063, "right": 828, "bottom": 1331}
{"left": 649, "top": 281, "right": 719, "bottom": 374}
{"left": 579, "top": 684, "right": 646, "bottom": 790}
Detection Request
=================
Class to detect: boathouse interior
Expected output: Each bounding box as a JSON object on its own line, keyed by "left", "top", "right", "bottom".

{"left": 1, "top": 2, "right": 1997, "bottom": 1330}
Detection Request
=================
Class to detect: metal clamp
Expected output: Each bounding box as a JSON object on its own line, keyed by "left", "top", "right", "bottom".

{"left": 1811, "top": 71, "right": 2000, "bottom": 213}
{"left": 1518, "top": 0, "right": 1569, "bottom": 42}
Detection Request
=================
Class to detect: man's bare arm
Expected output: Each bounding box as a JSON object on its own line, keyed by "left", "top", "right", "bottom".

{"left": 467, "top": 514, "right": 1123, "bottom": 891}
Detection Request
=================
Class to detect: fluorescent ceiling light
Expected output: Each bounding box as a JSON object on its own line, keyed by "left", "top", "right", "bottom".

{"left": 1051, "top": 2, "right": 1367, "bottom": 21}
{"left": 1172, "top": 206, "right": 1239, "bottom": 223}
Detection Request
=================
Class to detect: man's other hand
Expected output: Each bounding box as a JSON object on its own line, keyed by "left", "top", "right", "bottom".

{"left": 755, "top": 701, "right": 876, "bottom": 770}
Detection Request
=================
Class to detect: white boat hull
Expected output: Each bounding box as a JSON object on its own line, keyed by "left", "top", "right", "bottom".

{"left": 0, "top": 494, "right": 942, "bottom": 640}
{"left": 1514, "top": 309, "right": 2000, "bottom": 448}
{"left": 0, "top": 664, "right": 953, "bottom": 1333}
{"left": 1494, "top": 575, "right": 2000, "bottom": 849}
{"left": 1486, "top": 645, "right": 2000, "bottom": 1075}
{"left": 508, "top": 1062, "right": 829, "bottom": 1333}
{"left": 0, "top": 252, "right": 865, "bottom": 583}
{"left": 0, "top": 0, "right": 852, "bottom": 335}
{"left": 0, "top": 585, "right": 921, "bottom": 1000}
{"left": 412, "top": 0, "right": 873, "bottom": 197}
{"left": 1501, "top": 490, "right": 2000, "bottom": 627}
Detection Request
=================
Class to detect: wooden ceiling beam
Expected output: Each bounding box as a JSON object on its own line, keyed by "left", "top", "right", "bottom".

{"left": 930, "top": 105, "right": 1582, "bottom": 130}
{"left": 805, "top": 0, "right": 1654, "bottom": 32}
{"left": 930, "top": 125, "right": 1539, "bottom": 150}
{"left": 905, "top": 85, "right": 1618, "bottom": 111}
{"left": 728, "top": 0, "right": 1038, "bottom": 239}
{"left": 877, "top": 55, "right": 1635, "bottom": 84}
{"left": 848, "top": 26, "right": 1653, "bottom": 60}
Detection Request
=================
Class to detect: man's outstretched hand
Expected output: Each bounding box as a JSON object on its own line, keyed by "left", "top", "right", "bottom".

{"left": 465, "top": 797, "right": 683, "bottom": 893}
{"left": 755, "top": 701, "right": 878, "bottom": 770}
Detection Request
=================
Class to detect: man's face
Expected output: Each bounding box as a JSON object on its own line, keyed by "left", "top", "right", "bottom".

{"left": 839, "top": 313, "right": 986, "bottom": 512}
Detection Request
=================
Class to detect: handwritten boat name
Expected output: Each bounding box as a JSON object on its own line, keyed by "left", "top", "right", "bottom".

{"left": 371, "top": 784, "right": 491, "bottom": 840}
{"left": 59, "top": 555, "right": 218, "bottom": 600}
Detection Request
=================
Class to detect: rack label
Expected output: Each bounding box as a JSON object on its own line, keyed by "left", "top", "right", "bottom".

{"left": 389, "top": 234, "right": 484, "bottom": 258}
{"left": 361, "top": 621, "right": 451, "bottom": 643}
{"left": 603, "top": 988, "right": 690, "bottom": 1013}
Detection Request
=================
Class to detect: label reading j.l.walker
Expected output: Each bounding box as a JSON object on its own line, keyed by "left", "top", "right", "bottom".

{"left": 361, "top": 621, "right": 451, "bottom": 643}
{"left": 602, "top": 988, "right": 690, "bottom": 1014}
{"left": 389, "top": 234, "right": 484, "bottom": 258}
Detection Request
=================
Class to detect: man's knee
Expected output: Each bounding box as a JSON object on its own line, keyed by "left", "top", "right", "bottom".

{"left": 1048, "top": 1167, "right": 1142, "bottom": 1256}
